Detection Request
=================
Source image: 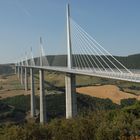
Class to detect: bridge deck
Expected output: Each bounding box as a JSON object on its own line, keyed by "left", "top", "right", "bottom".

{"left": 20, "top": 66, "right": 140, "bottom": 83}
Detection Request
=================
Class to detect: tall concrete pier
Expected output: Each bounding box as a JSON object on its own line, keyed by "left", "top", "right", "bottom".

{"left": 39, "top": 69, "right": 47, "bottom": 123}
{"left": 18, "top": 66, "right": 20, "bottom": 79}
{"left": 65, "top": 4, "right": 77, "bottom": 118}
{"left": 20, "top": 67, "right": 24, "bottom": 85}
{"left": 30, "top": 68, "right": 36, "bottom": 117}
{"left": 24, "top": 67, "right": 28, "bottom": 91}
{"left": 65, "top": 73, "right": 77, "bottom": 118}
{"left": 15, "top": 64, "right": 17, "bottom": 74}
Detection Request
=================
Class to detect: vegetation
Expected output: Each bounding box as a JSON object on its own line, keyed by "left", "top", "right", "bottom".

{"left": 120, "top": 98, "right": 137, "bottom": 108}
{"left": 0, "top": 87, "right": 139, "bottom": 139}
{"left": 0, "top": 101, "right": 139, "bottom": 140}
{"left": 0, "top": 64, "right": 14, "bottom": 75}
{"left": 1, "top": 93, "right": 119, "bottom": 121}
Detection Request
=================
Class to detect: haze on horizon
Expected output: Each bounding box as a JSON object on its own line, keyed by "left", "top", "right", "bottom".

{"left": 0, "top": 0, "right": 140, "bottom": 64}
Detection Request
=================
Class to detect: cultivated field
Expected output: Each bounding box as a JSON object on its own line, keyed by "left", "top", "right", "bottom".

{"left": 77, "top": 85, "right": 139, "bottom": 104}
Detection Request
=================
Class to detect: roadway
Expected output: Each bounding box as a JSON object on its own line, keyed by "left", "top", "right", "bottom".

{"left": 19, "top": 65, "right": 140, "bottom": 83}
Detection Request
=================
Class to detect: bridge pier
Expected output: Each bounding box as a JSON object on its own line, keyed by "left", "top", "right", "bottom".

{"left": 18, "top": 66, "right": 20, "bottom": 79}
{"left": 39, "top": 69, "right": 47, "bottom": 123}
{"left": 30, "top": 68, "right": 36, "bottom": 117}
{"left": 24, "top": 67, "right": 28, "bottom": 91}
{"left": 65, "top": 73, "right": 77, "bottom": 118}
{"left": 15, "top": 65, "right": 17, "bottom": 74}
{"left": 20, "top": 67, "right": 24, "bottom": 85}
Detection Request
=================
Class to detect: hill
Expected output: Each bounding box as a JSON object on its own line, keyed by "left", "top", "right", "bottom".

{"left": 44, "top": 53, "right": 140, "bottom": 69}
{"left": 115, "top": 53, "right": 140, "bottom": 69}
{"left": 0, "top": 64, "right": 14, "bottom": 75}
{"left": 1, "top": 53, "right": 140, "bottom": 73}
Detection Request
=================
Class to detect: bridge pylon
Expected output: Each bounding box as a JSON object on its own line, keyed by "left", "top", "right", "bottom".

{"left": 65, "top": 4, "right": 77, "bottom": 119}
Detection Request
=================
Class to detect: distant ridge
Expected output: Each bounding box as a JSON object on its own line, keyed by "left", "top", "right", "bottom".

{"left": 1, "top": 53, "right": 140, "bottom": 75}
{"left": 0, "top": 64, "right": 14, "bottom": 75}
{"left": 44, "top": 53, "right": 140, "bottom": 69}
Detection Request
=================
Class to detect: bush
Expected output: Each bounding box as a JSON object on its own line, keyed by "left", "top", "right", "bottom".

{"left": 121, "top": 98, "right": 136, "bottom": 108}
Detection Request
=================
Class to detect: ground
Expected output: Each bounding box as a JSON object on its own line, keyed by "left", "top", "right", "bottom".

{"left": 0, "top": 74, "right": 29, "bottom": 99}
{"left": 0, "top": 73, "right": 139, "bottom": 104}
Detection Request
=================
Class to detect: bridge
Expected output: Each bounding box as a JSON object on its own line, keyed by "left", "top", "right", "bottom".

{"left": 15, "top": 4, "right": 140, "bottom": 124}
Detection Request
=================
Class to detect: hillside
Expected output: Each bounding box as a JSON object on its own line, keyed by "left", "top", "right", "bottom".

{"left": 0, "top": 100, "right": 139, "bottom": 140}
{"left": 1, "top": 53, "right": 140, "bottom": 71}
{"left": 0, "top": 64, "right": 14, "bottom": 75}
{"left": 115, "top": 53, "right": 140, "bottom": 69}
{"left": 43, "top": 53, "right": 140, "bottom": 69}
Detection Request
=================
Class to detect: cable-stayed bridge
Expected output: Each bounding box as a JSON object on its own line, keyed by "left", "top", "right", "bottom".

{"left": 15, "top": 4, "right": 140, "bottom": 123}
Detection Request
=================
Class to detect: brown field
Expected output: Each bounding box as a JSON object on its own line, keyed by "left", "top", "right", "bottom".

{"left": 0, "top": 74, "right": 29, "bottom": 99}
{"left": 77, "top": 85, "right": 139, "bottom": 104}
{"left": 0, "top": 89, "right": 29, "bottom": 99}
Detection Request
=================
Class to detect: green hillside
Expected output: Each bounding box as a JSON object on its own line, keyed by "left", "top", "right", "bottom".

{"left": 0, "top": 64, "right": 14, "bottom": 75}
{"left": 44, "top": 53, "right": 140, "bottom": 69}
{"left": 1, "top": 53, "right": 140, "bottom": 72}
{"left": 0, "top": 98, "right": 139, "bottom": 140}
{"left": 126, "top": 54, "right": 140, "bottom": 69}
{"left": 1, "top": 93, "right": 119, "bottom": 121}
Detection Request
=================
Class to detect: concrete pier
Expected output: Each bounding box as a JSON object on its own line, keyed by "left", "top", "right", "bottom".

{"left": 65, "top": 73, "right": 77, "bottom": 118}
{"left": 18, "top": 66, "right": 20, "bottom": 78}
{"left": 30, "top": 68, "right": 36, "bottom": 117}
{"left": 15, "top": 65, "right": 17, "bottom": 74}
{"left": 24, "top": 67, "right": 28, "bottom": 91}
{"left": 39, "top": 69, "right": 47, "bottom": 123}
{"left": 20, "top": 67, "right": 24, "bottom": 85}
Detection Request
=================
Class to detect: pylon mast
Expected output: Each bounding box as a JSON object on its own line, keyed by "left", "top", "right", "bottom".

{"left": 67, "top": 4, "right": 72, "bottom": 68}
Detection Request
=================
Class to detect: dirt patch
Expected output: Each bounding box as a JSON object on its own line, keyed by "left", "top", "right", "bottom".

{"left": 0, "top": 90, "right": 30, "bottom": 99}
{"left": 0, "top": 74, "right": 30, "bottom": 99}
{"left": 77, "top": 85, "right": 139, "bottom": 104}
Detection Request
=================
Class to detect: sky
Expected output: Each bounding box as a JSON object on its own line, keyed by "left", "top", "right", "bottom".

{"left": 0, "top": 0, "right": 140, "bottom": 64}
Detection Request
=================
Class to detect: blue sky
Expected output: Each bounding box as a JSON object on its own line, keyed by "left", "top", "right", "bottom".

{"left": 0, "top": 0, "right": 140, "bottom": 64}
